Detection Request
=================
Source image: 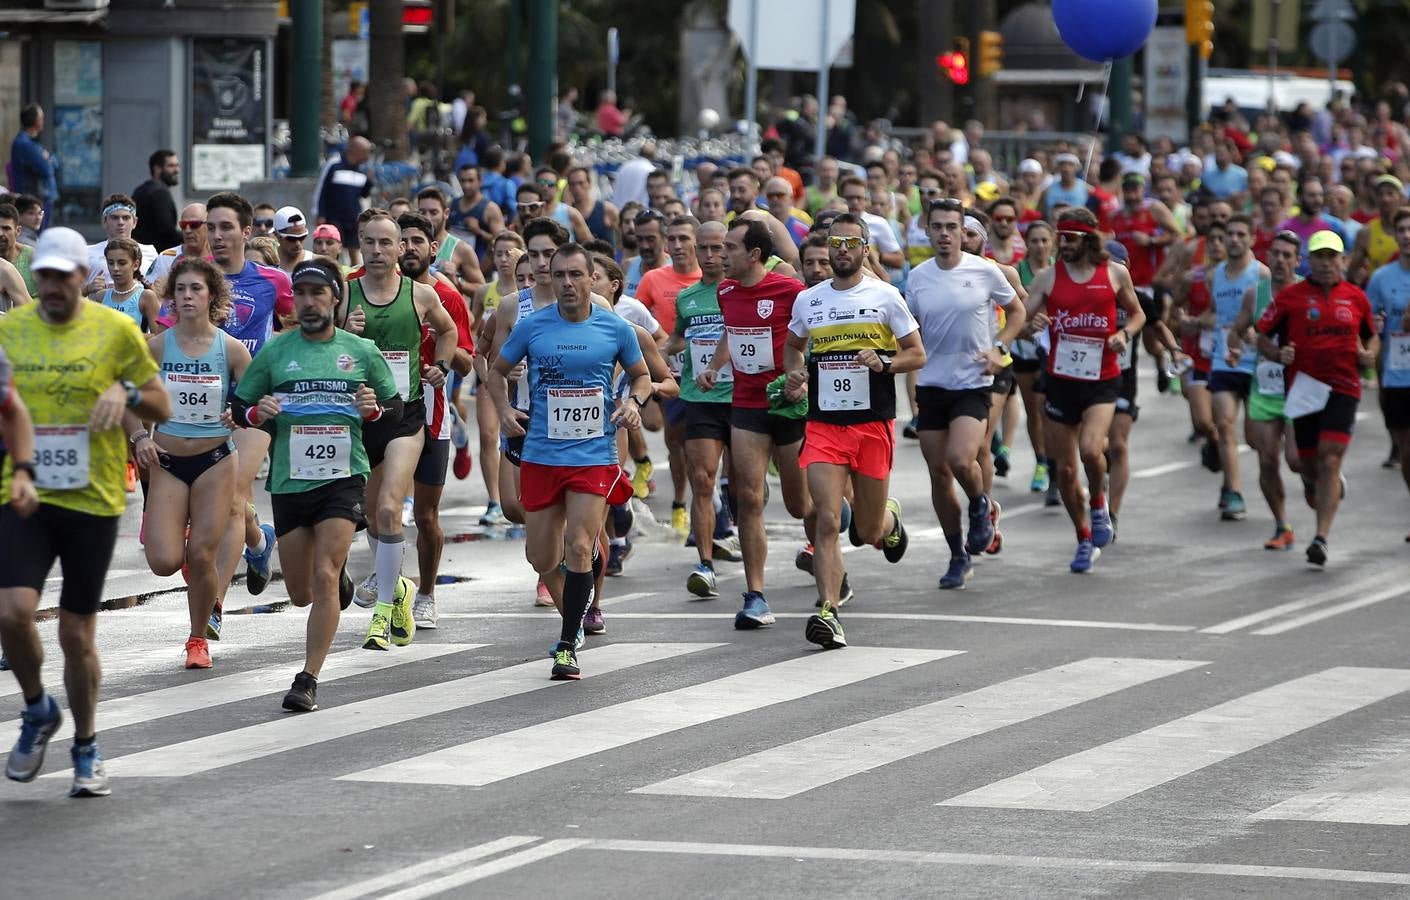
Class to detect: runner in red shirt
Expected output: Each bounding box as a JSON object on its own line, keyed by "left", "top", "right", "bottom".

{"left": 696, "top": 217, "right": 811, "bottom": 627}
{"left": 1256, "top": 230, "right": 1378, "bottom": 567}
{"left": 1023, "top": 207, "right": 1144, "bottom": 573}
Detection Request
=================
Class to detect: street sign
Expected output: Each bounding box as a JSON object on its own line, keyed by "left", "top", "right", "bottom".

{"left": 1249, "top": 0, "right": 1300, "bottom": 51}
{"left": 1309, "top": 20, "right": 1355, "bottom": 64}
{"left": 727, "top": 0, "right": 856, "bottom": 71}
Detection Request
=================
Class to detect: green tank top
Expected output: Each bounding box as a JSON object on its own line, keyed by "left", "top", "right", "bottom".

{"left": 14, "top": 244, "right": 36, "bottom": 298}
{"left": 1017, "top": 258, "right": 1035, "bottom": 289}
{"left": 347, "top": 276, "right": 422, "bottom": 402}
{"left": 675, "top": 279, "right": 732, "bottom": 405}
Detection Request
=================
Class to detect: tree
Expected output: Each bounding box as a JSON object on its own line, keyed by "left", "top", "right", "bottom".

{"left": 369, "top": 0, "right": 408, "bottom": 159}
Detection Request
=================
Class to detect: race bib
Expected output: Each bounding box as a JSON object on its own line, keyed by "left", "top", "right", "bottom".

{"left": 34, "top": 425, "right": 89, "bottom": 490}
{"left": 817, "top": 360, "right": 870, "bottom": 411}
{"left": 289, "top": 425, "right": 351, "bottom": 480}
{"left": 547, "top": 387, "right": 605, "bottom": 439}
{"left": 1053, "top": 333, "right": 1105, "bottom": 381}
{"left": 1117, "top": 336, "right": 1135, "bottom": 371}
{"left": 667, "top": 349, "right": 686, "bottom": 377}
{"left": 1387, "top": 332, "right": 1410, "bottom": 372}
{"left": 1283, "top": 372, "right": 1332, "bottom": 419}
{"left": 690, "top": 335, "right": 732, "bottom": 383}
{"left": 512, "top": 371, "right": 531, "bottom": 410}
{"left": 165, "top": 373, "right": 224, "bottom": 425}
{"left": 1198, "top": 328, "right": 1215, "bottom": 357}
{"left": 727, "top": 326, "right": 774, "bottom": 374}
{"left": 381, "top": 350, "right": 412, "bottom": 400}
{"left": 1255, "top": 359, "right": 1285, "bottom": 396}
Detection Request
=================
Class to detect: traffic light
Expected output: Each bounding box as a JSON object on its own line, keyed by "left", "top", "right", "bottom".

{"left": 978, "top": 30, "right": 1004, "bottom": 77}
{"left": 402, "top": 0, "right": 433, "bottom": 30}
{"left": 1185, "top": 0, "right": 1214, "bottom": 59}
{"left": 937, "top": 37, "right": 970, "bottom": 86}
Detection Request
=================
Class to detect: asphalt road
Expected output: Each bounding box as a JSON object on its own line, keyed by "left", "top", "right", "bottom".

{"left": 4, "top": 366, "right": 1410, "bottom": 899}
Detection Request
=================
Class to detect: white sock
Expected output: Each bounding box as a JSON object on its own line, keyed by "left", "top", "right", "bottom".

{"left": 610, "top": 537, "right": 626, "bottom": 547}
{"left": 374, "top": 534, "right": 404, "bottom": 607}
{"left": 250, "top": 530, "right": 267, "bottom": 556}
{"left": 712, "top": 492, "right": 723, "bottom": 513}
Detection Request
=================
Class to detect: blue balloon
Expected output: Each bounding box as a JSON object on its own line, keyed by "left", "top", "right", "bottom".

{"left": 1052, "top": 0, "right": 1158, "bottom": 63}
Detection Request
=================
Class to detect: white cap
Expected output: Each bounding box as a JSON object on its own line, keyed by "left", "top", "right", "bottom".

{"left": 31, "top": 227, "right": 89, "bottom": 274}
{"left": 1272, "top": 150, "right": 1300, "bottom": 170}
{"left": 1017, "top": 158, "right": 1043, "bottom": 176}
{"left": 273, "top": 206, "right": 309, "bottom": 238}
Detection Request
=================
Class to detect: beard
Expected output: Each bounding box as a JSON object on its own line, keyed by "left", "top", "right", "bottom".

{"left": 831, "top": 254, "right": 861, "bottom": 277}
{"left": 299, "top": 311, "right": 333, "bottom": 334}
{"left": 400, "top": 255, "right": 429, "bottom": 279}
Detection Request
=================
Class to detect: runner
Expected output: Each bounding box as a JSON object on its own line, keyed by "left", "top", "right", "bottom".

{"left": 908, "top": 199, "right": 1023, "bottom": 589}
{"left": 232, "top": 257, "right": 402, "bottom": 709}
{"left": 1364, "top": 208, "right": 1410, "bottom": 539}
{"left": 396, "top": 213, "right": 476, "bottom": 628}
{"left": 1022, "top": 208, "right": 1144, "bottom": 572}
{"left": 1103, "top": 241, "right": 1139, "bottom": 535}
{"left": 699, "top": 218, "right": 812, "bottom": 627}
{"left": 273, "top": 206, "right": 314, "bottom": 274}
{"left": 204, "top": 191, "right": 293, "bottom": 639}
{"left": 1109, "top": 173, "right": 1181, "bottom": 390}
{"left": 146, "top": 203, "right": 209, "bottom": 287}
{"left": 1230, "top": 229, "right": 1302, "bottom": 549}
{"left": 1013, "top": 220, "right": 1055, "bottom": 500}
{"left": 468, "top": 231, "right": 523, "bottom": 519}
{"left": 1255, "top": 231, "right": 1377, "bottom": 566}
{"left": 84, "top": 194, "right": 158, "bottom": 298}
{"left": 100, "top": 238, "right": 161, "bottom": 331}
{"left": 799, "top": 232, "right": 833, "bottom": 287}
{"left": 0, "top": 203, "right": 36, "bottom": 300}
{"left": 567, "top": 165, "right": 619, "bottom": 245}
{"left": 784, "top": 213, "right": 923, "bottom": 647}
{"left": 447, "top": 164, "right": 506, "bottom": 266}
{"left": 344, "top": 213, "right": 459, "bottom": 650}
{"left": 1349, "top": 175, "right": 1405, "bottom": 274}
{"left": 126, "top": 258, "right": 251, "bottom": 668}
{"left": 416, "top": 186, "right": 486, "bottom": 292}
{"left": 487, "top": 243, "right": 651, "bottom": 679}
{"left": 0, "top": 226, "right": 170, "bottom": 797}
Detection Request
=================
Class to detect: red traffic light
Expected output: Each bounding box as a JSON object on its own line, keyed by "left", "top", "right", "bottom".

{"left": 937, "top": 51, "right": 969, "bottom": 85}
{"left": 403, "top": 1, "right": 433, "bottom": 27}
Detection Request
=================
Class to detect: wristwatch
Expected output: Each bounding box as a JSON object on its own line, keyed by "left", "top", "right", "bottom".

{"left": 629, "top": 394, "right": 648, "bottom": 408}
{"left": 434, "top": 360, "right": 451, "bottom": 377}
{"left": 879, "top": 356, "right": 893, "bottom": 375}
{"left": 11, "top": 461, "right": 35, "bottom": 479}
{"left": 122, "top": 379, "right": 140, "bottom": 408}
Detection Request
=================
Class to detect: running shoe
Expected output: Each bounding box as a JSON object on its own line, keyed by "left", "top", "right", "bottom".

{"left": 551, "top": 644, "right": 581, "bottom": 680}
{"left": 795, "top": 543, "right": 815, "bottom": 574}
{"left": 671, "top": 505, "right": 689, "bottom": 539}
{"left": 985, "top": 498, "right": 1004, "bottom": 554}
{"left": 1090, "top": 506, "right": 1113, "bottom": 548}
{"left": 582, "top": 606, "right": 606, "bottom": 635}
{"left": 575, "top": 624, "right": 585, "bottom": 651}
{"left": 939, "top": 554, "right": 973, "bottom": 590}
{"left": 686, "top": 563, "right": 719, "bottom": 598}
{"left": 401, "top": 497, "right": 416, "bottom": 528}
{"left": 1045, "top": 480, "right": 1061, "bottom": 507}
{"left": 712, "top": 533, "right": 743, "bottom": 562}
{"left": 363, "top": 607, "right": 392, "bottom": 651}
{"left": 413, "top": 593, "right": 438, "bottom": 629}
{"left": 479, "top": 501, "right": 508, "bottom": 525}
{"left": 994, "top": 445, "right": 1011, "bottom": 478}
{"left": 390, "top": 577, "right": 416, "bottom": 646}
{"left": 184, "top": 636, "right": 212, "bottom": 670}
{"left": 205, "top": 600, "right": 223, "bottom": 641}
{"left": 450, "top": 409, "right": 470, "bottom": 450}
{"left": 805, "top": 606, "right": 847, "bottom": 649}
{"left": 338, "top": 565, "right": 354, "bottom": 611}
{"left": 1221, "top": 490, "right": 1248, "bottom": 521}
{"left": 847, "top": 512, "right": 864, "bottom": 547}
{"left": 734, "top": 591, "right": 776, "bottom": 630}
{"left": 1030, "top": 463, "right": 1050, "bottom": 493}
{"left": 815, "top": 573, "right": 856, "bottom": 608}
{"left": 1306, "top": 536, "right": 1329, "bottom": 567}
{"left": 902, "top": 416, "right": 919, "bottom": 439}
{"left": 5, "top": 696, "right": 61, "bottom": 782}
{"left": 1201, "top": 440, "right": 1222, "bottom": 473}
{"left": 1264, "top": 526, "right": 1295, "bottom": 551}
{"left": 631, "top": 459, "right": 654, "bottom": 500}
{"left": 453, "top": 447, "right": 474, "bottom": 479}
{"left": 1156, "top": 362, "right": 1171, "bottom": 395}
{"left": 69, "top": 743, "right": 111, "bottom": 798}
{"left": 606, "top": 540, "right": 632, "bottom": 576}
{"left": 243, "top": 523, "right": 277, "bottom": 596}
{"left": 282, "top": 672, "right": 318, "bottom": 713}
{"left": 534, "top": 579, "right": 554, "bottom": 607}
{"left": 1109, "top": 512, "right": 1119, "bottom": 544}
{"left": 1384, "top": 443, "right": 1400, "bottom": 469}
{"left": 881, "top": 498, "right": 908, "bottom": 563}
{"left": 990, "top": 431, "right": 1003, "bottom": 456}
{"left": 839, "top": 497, "right": 853, "bottom": 535}
{"left": 1070, "top": 540, "right": 1100, "bottom": 574}
{"left": 964, "top": 495, "right": 994, "bottom": 555}
{"left": 1218, "top": 487, "right": 1231, "bottom": 511}
{"left": 353, "top": 572, "right": 379, "bottom": 608}
{"left": 611, "top": 501, "right": 635, "bottom": 538}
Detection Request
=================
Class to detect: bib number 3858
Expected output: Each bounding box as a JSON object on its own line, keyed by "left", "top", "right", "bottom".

{"left": 34, "top": 425, "right": 89, "bottom": 490}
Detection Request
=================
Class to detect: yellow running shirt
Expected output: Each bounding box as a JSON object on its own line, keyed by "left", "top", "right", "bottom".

{"left": 0, "top": 301, "right": 158, "bottom": 516}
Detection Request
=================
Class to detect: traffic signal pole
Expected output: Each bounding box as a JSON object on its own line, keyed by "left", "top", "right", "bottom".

{"left": 290, "top": 0, "right": 323, "bottom": 178}
{"left": 1107, "top": 56, "right": 1132, "bottom": 153}
{"left": 526, "top": 0, "right": 556, "bottom": 160}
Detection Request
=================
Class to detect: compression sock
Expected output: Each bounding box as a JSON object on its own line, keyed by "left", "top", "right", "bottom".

{"left": 559, "top": 569, "right": 594, "bottom": 645}
{"left": 374, "top": 532, "right": 405, "bottom": 608}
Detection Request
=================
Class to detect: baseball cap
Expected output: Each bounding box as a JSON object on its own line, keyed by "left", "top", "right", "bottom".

{"left": 1105, "top": 240, "right": 1130, "bottom": 265}
{"left": 312, "top": 223, "right": 342, "bottom": 241}
{"left": 291, "top": 260, "right": 343, "bottom": 298}
{"left": 31, "top": 227, "right": 89, "bottom": 274}
{"left": 1307, "top": 230, "right": 1344, "bottom": 255}
{"left": 1017, "top": 158, "right": 1043, "bottom": 176}
{"left": 274, "top": 206, "right": 309, "bottom": 238}
{"left": 974, "top": 181, "right": 1000, "bottom": 203}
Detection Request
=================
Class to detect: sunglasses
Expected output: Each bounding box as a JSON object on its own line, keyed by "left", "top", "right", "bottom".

{"left": 254, "top": 218, "right": 274, "bottom": 228}
{"left": 991, "top": 215, "right": 1015, "bottom": 224}
{"left": 517, "top": 202, "right": 544, "bottom": 213}
{"left": 919, "top": 188, "right": 942, "bottom": 196}
{"left": 179, "top": 219, "right": 206, "bottom": 230}
{"left": 827, "top": 235, "right": 865, "bottom": 249}
{"left": 537, "top": 179, "right": 557, "bottom": 188}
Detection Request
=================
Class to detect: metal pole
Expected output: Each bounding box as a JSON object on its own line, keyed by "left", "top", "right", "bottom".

{"left": 1328, "top": 28, "right": 1337, "bottom": 101}
{"left": 744, "top": 0, "right": 758, "bottom": 139}
{"left": 526, "top": 0, "right": 556, "bottom": 159}
{"left": 290, "top": 0, "right": 323, "bottom": 178}
{"left": 815, "top": 0, "right": 830, "bottom": 161}
{"left": 1268, "top": 0, "right": 1279, "bottom": 113}
{"left": 607, "top": 27, "right": 619, "bottom": 96}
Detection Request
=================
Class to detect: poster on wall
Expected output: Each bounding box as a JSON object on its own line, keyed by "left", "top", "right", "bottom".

{"left": 191, "top": 38, "right": 268, "bottom": 191}
{"left": 1144, "top": 26, "right": 1190, "bottom": 144}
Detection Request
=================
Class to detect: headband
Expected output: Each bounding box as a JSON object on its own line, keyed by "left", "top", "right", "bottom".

{"left": 103, "top": 202, "right": 136, "bottom": 219}
{"left": 291, "top": 262, "right": 343, "bottom": 299}
{"left": 1056, "top": 219, "right": 1096, "bottom": 235}
{"left": 963, "top": 214, "right": 989, "bottom": 244}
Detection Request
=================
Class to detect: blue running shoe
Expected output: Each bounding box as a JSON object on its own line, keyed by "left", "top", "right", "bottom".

{"left": 686, "top": 563, "right": 718, "bottom": 598}
{"left": 939, "top": 555, "right": 972, "bottom": 590}
{"left": 1070, "top": 540, "right": 1101, "bottom": 574}
{"left": 1090, "top": 506, "right": 1113, "bottom": 548}
{"left": 243, "top": 522, "right": 277, "bottom": 596}
{"left": 734, "top": 591, "right": 776, "bottom": 629}
{"left": 838, "top": 498, "right": 853, "bottom": 536}
{"left": 6, "top": 696, "right": 61, "bottom": 782}
{"left": 69, "top": 742, "right": 110, "bottom": 798}
{"left": 1221, "top": 490, "right": 1248, "bottom": 521}
{"left": 965, "top": 495, "right": 994, "bottom": 555}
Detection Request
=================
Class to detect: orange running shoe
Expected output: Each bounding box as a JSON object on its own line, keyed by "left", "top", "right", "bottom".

{"left": 534, "top": 579, "right": 554, "bottom": 607}
{"left": 184, "top": 636, "right": 212, "bottom": 669}
{"left": 125, "top": 460, "right": 138, "bottom": 493}
{"left": 1264, "top": 527, "right": 1295, "bottom": 551}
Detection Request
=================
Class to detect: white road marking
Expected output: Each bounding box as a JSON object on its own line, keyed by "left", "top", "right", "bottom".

{"left": 1131, "top": 445, "right": 1250, "bottom": 480}
{"left": 1252, "top": 750, "right": 1410, "bottom": 825}
{"left": 597, "top": 590, "right": 651, "bottom": 607}
{"left": 380, "top": 840, "right": 590, "bottom": 899}
{"left": 1201, "top": 572, "right": 1404, "bottom": 634}
{"left": 435, "top": 611, "right": 1196, "bottom": 632}
{"left": 636, "top": 657, "right": 1203, "bottom": 800}
{"left": 587, "top": 838, "right": 1410, "bottom": 886}
{"left": 306, "top": 835, "right": 542, "bottom": 900}
{"left": 342, "top": 647, "right": 952, "bottom": 787}
{"left": 939, "top": 667, "right": 1410, "bottom": 812}
{"left": 83, "top": 643, "right": 718, "bottom": 779}
{"left": 1252, "top": 585, "right": 1409, "bottom": 635}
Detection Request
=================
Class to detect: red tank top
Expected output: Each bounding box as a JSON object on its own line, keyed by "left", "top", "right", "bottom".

{"left": 1181, "top": 268, "right": 1213, "bottom": 371}
{"left": 1047, "top": 259, "right": 1120, "bottom": 382}
{"left": 1111, "top": 201, "right": 1163, "bottom": 288}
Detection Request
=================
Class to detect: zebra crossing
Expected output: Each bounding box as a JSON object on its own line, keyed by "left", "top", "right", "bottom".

{"left": 11, "top": 638, "right": 1410, "bottom": 830}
